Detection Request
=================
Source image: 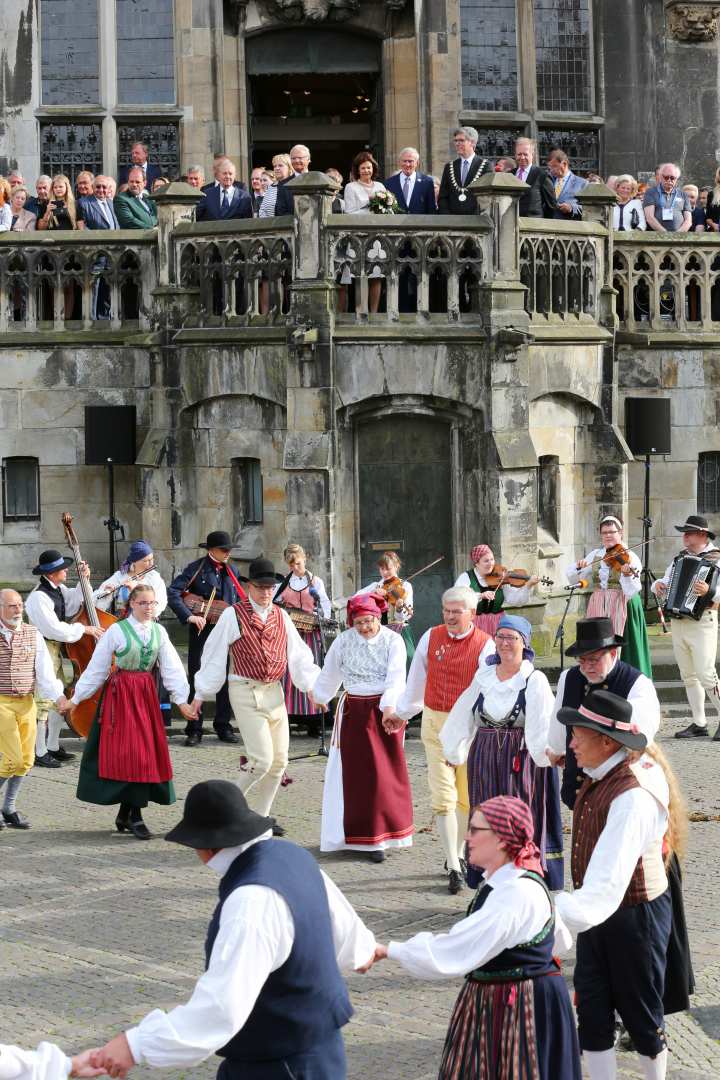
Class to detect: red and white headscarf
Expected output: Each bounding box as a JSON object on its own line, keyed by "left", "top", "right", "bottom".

{"left": 346, "top": 594, "right": 387, "bottom": 627}
{"left": 470, "top": 544, "right": 492, "bottom": 565}
{"left": 478, "top": 795, "right": 543, "bottom": 874}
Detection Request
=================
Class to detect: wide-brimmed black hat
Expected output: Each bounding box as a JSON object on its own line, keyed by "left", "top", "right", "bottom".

{"left": 674, "top": 514, "right": 715, "bottom": 540}
{"left": 165, "top": 780, "right": 273, "bottom": 849}
{"left": 32, "top": 549, "right": 74, "bottom": 576}
{"left": 240, "top": 557, "right": 284, "bottom": 585}
{"left": 199, "top": 530, "right": 237, "bottom": 551}
{"left": 565, "top": 617, "right": 624, "bottom": 657}
{"left": 557, "top": 688, "right": 647, "bottom": 751}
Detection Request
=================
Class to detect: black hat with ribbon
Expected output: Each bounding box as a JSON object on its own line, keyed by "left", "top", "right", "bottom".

{"left": 565, "top": 617, "right": 624, "bottom": 657}
{"left": 165, "top": 779, "right": 273, "bottom": 849}
{"left": 32, "top": 549, "right": 74, "bottom": 576}
{"left": 674, "top": 514, "right": 715, "bottom": 540}
{"left": 240, "top": 557, "right": 285, "bottom": 585}
{"left": 199, "top": 530, "right": 237, "bottom": 551}
{"left": 557, "top": 688, "right": 647, "bottom": 751}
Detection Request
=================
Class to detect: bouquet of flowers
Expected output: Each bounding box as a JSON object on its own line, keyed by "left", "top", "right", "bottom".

{"left": 368, "top": 190, "right": 403, "bottom": 215}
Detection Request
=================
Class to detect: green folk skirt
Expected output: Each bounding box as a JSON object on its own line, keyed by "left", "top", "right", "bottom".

{"left": 621, "top": 592, "right": 653, "bottom": 678}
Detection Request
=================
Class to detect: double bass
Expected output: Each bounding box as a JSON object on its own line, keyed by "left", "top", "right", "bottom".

{"left": 61, "top": 512, "right": 117, "bottom": 737}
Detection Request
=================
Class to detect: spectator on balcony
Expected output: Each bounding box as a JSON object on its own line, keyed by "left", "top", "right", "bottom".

{"left": 384, "top": 148, "right": 437, "bottom": 214}
{"left": 36, "top": 174, "right": 77, "bottom": 232}
{"left": 682, "top": 184, "right": 706, "bottom": 232}
{"left": 342, "top": 151, "right": 388, "bottom": 314}
{"left": 202, "top": 155, "right": 247, "bottom": 196}
{"left": 438, "top": 126, "right": 491, "bottom": 214}
{"left": 185, "top": 165, "right": 205, "bottom": 189}
{"left": 273, "top": 144, "right": 312, "bottom": 216}
{"left": 196, "top": 158, "right": 252, "bottom": 222}
{"left": 26, "top": 175, "right": 52, "bottom": 219}
{"left": 258, "top": 154, "right": 292, "bottom": 218}
{"left": 7, "top": 170, "right": 24, "bottom": 189}
{"left": 495, "top": 156, "right": 517, "bottom": 173}
{"left": 702, "top": 167, "right": 720, "bottom": 232}
{"left": 546, "top": 150, "right": 587, "bottom": 219}
{"left": 699, "top": 186, "right": 711, "bottom": 209}
{"left": 613, "top": 174, "right": 646, "bottom": 231}
{"left": 249, "top": 166, "right": 266, "bottom": 216}
{"left": 513, "top": 137, "right": 557, "bottom": 218}
{"left": 115, "top": 166, "right": 158, "bottom": 229}
{"left": 325, "top": 168, "right": 345, "bottom": 212}
{"left": 9, "top": 186, "right": 36, "bottom": 231}
{"left": 117, "top": 141, "right": 162, "bottom": 189}
{"left": 75, "top": 171, "right": 95, "bottom": 200}
{"left": 0, "top": 178, "right": 12, "bottom": 231}
{"left": 643, "top": 163, "right": 691, "bottom": 233}
{"left": 261, "top": 170, "right": 273, "bottom": 191}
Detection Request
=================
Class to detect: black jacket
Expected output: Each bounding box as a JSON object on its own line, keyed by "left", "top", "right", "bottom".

{"left": 438, "top": 155, "right": 491, "bottom": 214}
{"left": 167, "top": 556, "right": 241, "bottom": 625}
{"left": 515, "top": 165, "right": 558, "bottom": 218}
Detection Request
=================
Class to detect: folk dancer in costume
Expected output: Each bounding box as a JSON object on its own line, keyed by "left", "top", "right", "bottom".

{"left": 0, "top": 590, "right": 70, "bottom": 831}
{"left": 93, "top": 539, "right": 167, "bottom": 618}
{"left": 386, "top": 587, "right": 494, "bottom": 894}
{"left": 652, "top": 514, "right": 720, "bottom": 739}
{"left": 72, "top": 584, "right": 192, "bottom": 840}
{"left": 440, "top": 614, "right": 564, "bottom": 890}
{"left": 353, "top": 550, "right": 415, "bottom": 660}
{"left": 555, "top": 690, "right": 678, "bottom": 1080}
{"left": 455, "top": 544, "right": 539, "bottom": 637}
{"left": 25, "top": 549, "right": 104, "bottom": 769}
{"left": 373, "top": 796, "right": 581, "bottom": 1080}
{"left": 168, "top": 530, "right": 243, "bottom": 747}
{"left": 0, "top": 1043, "right": 103, "bottom": 1079}
{"left": 274, "top": 543, "right": 331, "bottom": 724}
{"left": 310, "top": 593, "right": 412, "bottom": 864}
{"left": 92, "top": 780, "right": 377, "bottom": 1080}
{"left": 188, "top": 559, "right": 321, "bottom": 826}
{"left": 565, "top": 515, "right": 651, "bottom": 677}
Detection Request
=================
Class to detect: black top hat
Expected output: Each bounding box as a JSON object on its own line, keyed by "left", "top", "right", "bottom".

{"left": 32, "top": 549, "right": 74, "bottom": 576}
{"left": 165, "top": 779, "right": 273, "bottom": 849}
{"left": 674, "top": 514, "right": 715, "bottom": 540}
{"left": 565, "top": 617, "right": 624, "bottom": 657}
{"left": 240, "top": 557, "right": 284, "bottom": 585}
{"left": 199, "top": 530, "right": 237, "bottom": 551}
{"left": 557, "top": 688, "right": 647, "bottom": 751}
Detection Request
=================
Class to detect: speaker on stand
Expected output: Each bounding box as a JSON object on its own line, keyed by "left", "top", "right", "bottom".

{"left": 624, "top": 397, "right": 671, "bottom": 610}
{"left": 85, "top": 406, "right": 137, "bottom": 571}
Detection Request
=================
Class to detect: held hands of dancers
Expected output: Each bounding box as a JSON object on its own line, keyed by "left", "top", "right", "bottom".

{"left": 307, "top": 690, "right": 328, "bottom": 712}
{"left": 90, "top": 1033, "right": 135, "bottom": 1078}
{"left": 381, "top": 710, "right": 406, "bottom": 734}
{"left": 69, "top": 1049, "right": 106, "bottom": 1077}
{"left": 179, "top": 699, "right": 202, "bottom": 721}
{"left": 355, "top": 943, "right": 389, "bottom": 973}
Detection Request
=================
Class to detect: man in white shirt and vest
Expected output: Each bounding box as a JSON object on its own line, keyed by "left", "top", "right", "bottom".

{"left": 188, "top": 558, "right": 321, "bottom": 825}
{"left": 0, "top": 590, "right": 69, "bottom": 831}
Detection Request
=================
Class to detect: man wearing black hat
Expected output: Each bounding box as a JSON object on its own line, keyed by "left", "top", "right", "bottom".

{"left": 546, "top": 617, "right": 661, "bottom": 809}
{"left": 92, "top": 780, "right": 375, "bottom": 1078}
{"left": 188, "top": 558, "right": 321, "bottom": 820}
{"left": 168, "top": 532, "right": 244, "bottom": 746}
{"left": 652, "top": 515, "right": 720, "bottom": 739}
{"left": 25, "top": 549, "right": 102, "bottom": 768}
{"left": 554, "top": 690, "right": 672, "bottom": 1080}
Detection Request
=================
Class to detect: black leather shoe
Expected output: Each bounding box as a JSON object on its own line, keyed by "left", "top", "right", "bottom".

{"left": 447, "top": 869, "right": 464, "bottom": 895}
{"left": 128, "top": 811, "right": 151, "bottom": 840}
{"left": 48, "top": 747, "right": 76, "bottom": 762}
{"left": 184, "top": 733, "right": 202, "bottom": 747}
{"left": 115, "top": 807, "right": 130, "bottom": 833}
{"left": 3, "top": 810, "right": 31, "bottom": 829}
{"left": 272, "top": 822, "right": 286, "bottom": 837}
{"left": 215, "top": 728, "right": 239, "bottom": 744}
{"left": 675, "top": 722, "right": 709, "bottom": 739}
{"left": 370, "top": 850, "right": 385, "bottom": 863}
{"left": 34, "top": 753, "right": 61, "bottom": 769}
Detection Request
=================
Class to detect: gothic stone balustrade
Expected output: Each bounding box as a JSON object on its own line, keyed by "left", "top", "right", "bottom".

{"left": 519, "top": 218, "right": 604, "bottom": 326}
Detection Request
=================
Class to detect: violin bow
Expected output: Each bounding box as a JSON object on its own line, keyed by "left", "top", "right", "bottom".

{"left": 405, "top": 555, "right": 445, "bottom": 581}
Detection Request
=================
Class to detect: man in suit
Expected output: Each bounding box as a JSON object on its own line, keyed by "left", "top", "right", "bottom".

{"left": 114, "top": 166, "right": 158, "bottom": 229}
{"left": 383, "top": 148, "right": 437, "bottom": 213}
{"left": 514, "top": 137, "right": 558, "bottom": 218}
{"left": 438, "top": 127, "right": 491, "bottom": 214}
{"left": 274, "top": 144, "right": 311, "bottom": 216}
{"left": 117, "top": 142, "right": 162, "bottom": 188}
{"left": 249, "top": 166, "right": 266, "bottom": 216}
{"left": 196, "top": 158, "right": 252, "bottom": 221}
{"left": 25, "top": 175, "right": 51, "bottom": 218}
{"left": 185, "top": 164, "right": 205, "bottom": 189}
{"left": 547, "top": 149, "right": 588, "bottom": 219}
{"left": 77, "top": 176, "right": 118, "bottom": 319}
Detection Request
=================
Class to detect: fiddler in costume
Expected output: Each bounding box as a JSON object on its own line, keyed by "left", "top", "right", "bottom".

{"left": 455, "top": 544, "right": 539, "bottom": 638}
{"left": 72, "top": 584, "right": 193, "bottom": 839}
{"left": 311, "top": 593, "right": 413, "bottom": 863}
{"left": 441, "top": 614, "right": 564, "bottom": 890}
{"left": 565, "top": 515, "right": 652, "bottom": 677}
{"left": 274, "top": 544, "right": 332, "bottom": 723}
{"left": 379, "top": 796, "right": 581, "bottom": 1080}
{"left": 353, "top": 550, "right": 415, "bottom": 660}
{"left": 92, "top": 539, "right": 167, "bottom": 619}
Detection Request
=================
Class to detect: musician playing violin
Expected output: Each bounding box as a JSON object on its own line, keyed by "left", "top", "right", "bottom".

{"left": 93, "top": 540, "right": 167, "bottom": 619}
{"left": 565, "top": 515, "right": 651, "bottom": 678}
{"left": 454, "top": 544, "right": 539, "bottom": 637}
{"left": 274, "top": 543, "right": 331, "bottom": 724}
{"left": 353, "top": 551, "right": 415, "bottom": 659}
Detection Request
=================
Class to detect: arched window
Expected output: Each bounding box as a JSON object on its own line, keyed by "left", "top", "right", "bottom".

{"left": 538, "top": 454, "right": 559, "bottom": 540}
{"left": 2, "top": 458, "right": 40, "bottom": 521}
{"left": 232, "top": 459, "right": 264, "bottom": 527}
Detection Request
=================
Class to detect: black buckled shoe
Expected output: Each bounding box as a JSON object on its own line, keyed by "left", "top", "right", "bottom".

{"left": 184, "top": 733, "right": 202, "bottom": 747}
{"left": 447, "top": 869, "right": 464, "bottom": 895}
{"left": 675, "top": 722, "right": 709, "bottom": 739}
{"left": 215, "top": 727, "right": 239, "bottom": 744}
{"left": 2, "top": 810, "right": 31, "bottom": 829}
{"left": 115, "top": 805, "right": 131, "bottom": 833}
{"left": 128, "top": 810, "right": 151, "bottom": 840}
{"left": 34, "top": 753, "right": 61, "bottom": 769}
{"left": 47, "top": 747, "right": 76, "bottom": 762}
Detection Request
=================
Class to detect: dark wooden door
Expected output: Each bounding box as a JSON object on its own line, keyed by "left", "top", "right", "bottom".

{"left": 357, "top": 416, "right": 452, "bottom": 639}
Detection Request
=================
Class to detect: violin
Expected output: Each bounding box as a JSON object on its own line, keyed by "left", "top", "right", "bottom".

{"left": 586, "top": 544, "right": 639, "bottom": 578}
{"left": 483, "top": 565, "right": 554, "bottom": 589}
{"left": 381, "top": 576, "right": 408, "bottom": 606}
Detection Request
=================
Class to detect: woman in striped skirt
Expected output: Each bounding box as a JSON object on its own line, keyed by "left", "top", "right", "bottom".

{"left": 275, "top": 544, "right": 332, "bottom": 723}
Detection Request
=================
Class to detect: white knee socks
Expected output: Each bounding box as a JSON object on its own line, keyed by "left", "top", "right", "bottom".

{"left": 47, "top": 711, "right": 64, "bottom": 752}
{"left": 638, "top": 1049, "right": 667, "bottom": 1080}
{"left": 437, "top": 812, "right": 461, "bottom": 873}
{"left": 35, "top": 721, "right": 48, "bottom": 758}
{"left": 584, "top": 1049, "right": 617, "bottom": 1080}
{"left": 455, "top": 807, "right": 468, "bottom": 860}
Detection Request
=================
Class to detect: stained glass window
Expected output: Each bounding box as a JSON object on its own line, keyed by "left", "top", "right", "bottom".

{"left": 539, "top": 128, "right": 599, "bottom": 173}
{"left": 461, "top": 0, "right": 519, "bottom": 112}
{"left": 534, "top": 0, "right": 592, "bottom": 113}
{"left": 116, "top": 0, "right": 175, "bottom": 104}
{"left": 41, "top": 0, "right": 99, "bottom": 105}
{"left": 40, "top": 122, "right": 103, "bottom": 183}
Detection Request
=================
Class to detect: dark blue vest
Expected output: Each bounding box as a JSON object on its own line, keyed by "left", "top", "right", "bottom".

{"left": 560, "top": 661, "right": 641, "bottom": 809}
{"left": 205, "top": 840, "right": 353, "bottom": 1064}
{"left": 466, "top": 872, "right": 557, "bottom": 981}
{"left": 37, "top": 577, "right": 66, "bottom": 621}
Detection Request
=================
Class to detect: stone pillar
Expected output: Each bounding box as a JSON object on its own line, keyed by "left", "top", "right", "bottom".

{"left": 578, "top": 183, "right": 620, "bottom": 434}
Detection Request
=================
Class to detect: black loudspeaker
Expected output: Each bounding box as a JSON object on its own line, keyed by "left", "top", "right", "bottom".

{"left": 624, "top": 397, "right": 671, "bottom": 456}
{"left": 84, "top": 405, "right": 136, "bottom": 465}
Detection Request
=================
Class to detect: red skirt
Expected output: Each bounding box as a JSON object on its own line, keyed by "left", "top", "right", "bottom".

{"left": 98, "top": 669, "right": 173, "bottom": 783}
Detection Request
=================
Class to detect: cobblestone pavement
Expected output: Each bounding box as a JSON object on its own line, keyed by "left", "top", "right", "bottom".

{"left": 1, "top": 715, "right": 719, "bottom": 1079}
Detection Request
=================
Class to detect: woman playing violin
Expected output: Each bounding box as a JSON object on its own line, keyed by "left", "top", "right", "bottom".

{"left": 455, "top": 545, "right": 539, "bottom": 637}
{"left": 565, "top": 515, "right": 651, "bottom": 676}
{"left": 92, "top": 540, "right": 167, "bottom": 620}
{"left": 353, "top": 551, "right": 415, "bottom": 659}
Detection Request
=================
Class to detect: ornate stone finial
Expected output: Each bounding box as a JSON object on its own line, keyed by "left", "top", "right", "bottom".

{"left": 665, "top": 1, "right": 720, "bottom": 41}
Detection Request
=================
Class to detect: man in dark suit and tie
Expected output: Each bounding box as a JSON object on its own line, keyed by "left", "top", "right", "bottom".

{"left": 117, "top": 142, "right": 163, "bottom": 188}
{"left": 77, "top": 176, "right": 118, "bottom": 319}
{"left": 114, "top": 167, "right": 158, "bottom": 228}
{"left": 438, "top": 127, "right": 491, "bottom": 214}
{"left": 513, "top": 138, "right": 558, "bottom": 218}
{"left": 383, "top": 148, "right": 437, "bottom": 214}
{"left": 196, "top": 159, "right": 252, "bottom": 221}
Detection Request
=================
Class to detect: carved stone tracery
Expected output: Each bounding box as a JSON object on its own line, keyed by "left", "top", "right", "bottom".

{"left": 259, "top": 0, "right": 405, "bottom": 22}
{"left": 665, "top": 0, "right": 720, "bottom": 41}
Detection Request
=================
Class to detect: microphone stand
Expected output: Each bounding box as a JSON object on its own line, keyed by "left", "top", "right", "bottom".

{"left": 555, "top": 584, "right": 583, "bottom": 671}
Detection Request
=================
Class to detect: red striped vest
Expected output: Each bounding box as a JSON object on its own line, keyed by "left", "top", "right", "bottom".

{"left": 424, "top": 625, "right": 490, "bottom": 713}
{"left": 230, "top": 599, "right": 288, "bottom": 683}
{"left": 0, "top": 624, "right": 38, "bottom": 696}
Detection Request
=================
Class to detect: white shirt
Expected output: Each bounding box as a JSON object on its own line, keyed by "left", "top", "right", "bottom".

{"left": 394, "top": 626, "right": 496, "bottom": 721}
{"left": 651, "top": 541, "right": 720, "bottom": 603}
{"left": 343, "top": 181, "right": 387, "bottom": 214}
{"left": 69, "top": 616, "right": 189, "bottom": 705}
{"left": 454, "top": 569, "right": 531, "bottom": 607}
{"left": 0, "top": 622, "right": 64, "bottom": 701}
{"left": 0, "top": 1041, "right": 71, "bottom": 1079}
{"left": 0, "top": 205, "right": 12, "bottom": 232}
{"left": 92, "top": 568, "right": 168, "bottom": 616}
{"left": 193, "top": 600, "right": 320, "bottom": 700}
{"left": 124, "top": 835, "right": 375, "bottom": 1069}
{"left": 387, "top": 862, "right": 572, "bottom": 980}
{"left": 311, "top": 626, "right": 406, "bottom": 710}
{"left": 547, "top": 663, "right": 661, "bottom": 757}
{"left": 353, "top": 579, "right": 414, "bottom": 625}
{"left": 440, "top": 660, "right": 554, "bottom": 766}
{"left": 565, "top": 548, "right": 641, "bottom": 597}
{"left": 554, "top": 750, "right": 668, "bottom": 935}
{"left": 274, "top": 574, "right": 331, "bottom": 619}
{"left": 25, "top": 581, "right": 85, "bottom": 643}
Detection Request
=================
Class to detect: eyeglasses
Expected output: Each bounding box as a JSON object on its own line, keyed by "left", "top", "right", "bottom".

{"left": 661, "top": 174, "right": 679, "bottom": 181}
{"left": 134, "top": 601, "right": 157, "bottom": 607}
{"left": 495, "top": 633, "right": 520, "bottom": 642}
{"left": 467, "top": 825, "right": 494, "bottom": 835}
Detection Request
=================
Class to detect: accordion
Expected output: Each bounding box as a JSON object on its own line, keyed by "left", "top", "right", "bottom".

{"left": 663, "top": 553, "right": 720, "bottom": 620}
